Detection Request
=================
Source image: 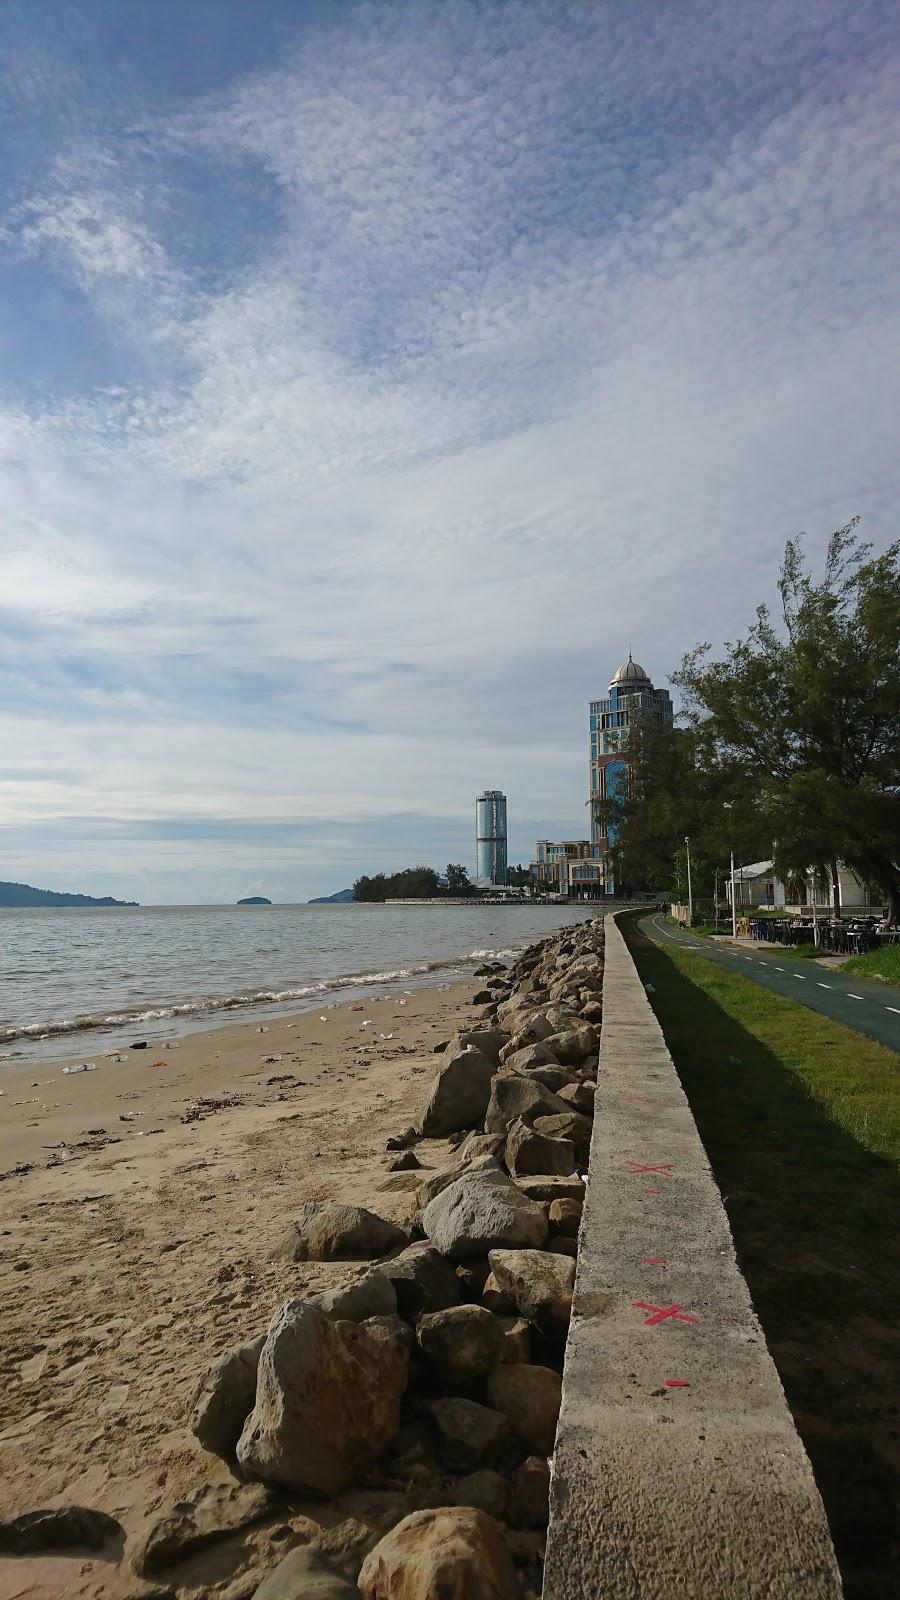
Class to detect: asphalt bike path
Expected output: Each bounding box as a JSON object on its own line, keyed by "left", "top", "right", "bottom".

{"left": 638, "top": 913, "right": 900, "bottom": 1054}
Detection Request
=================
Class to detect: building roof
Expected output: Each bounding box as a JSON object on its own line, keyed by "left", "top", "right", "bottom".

{"left": 610, "top": 652, "right": 651, "bottom": 689}
{"left": 735, "top": 860, "right": 775, "bottom": 879}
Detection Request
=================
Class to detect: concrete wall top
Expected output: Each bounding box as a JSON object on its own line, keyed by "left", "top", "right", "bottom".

{"left": 543, "top": 911, "right": 842, "bottom": 1599}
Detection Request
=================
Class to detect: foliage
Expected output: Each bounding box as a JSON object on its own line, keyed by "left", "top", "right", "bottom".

{"left": 445, "top": 862, "right": 474, "bottom": 895}
{"left": 352, "top": 866, "right": 441, "bottom": 901}
{"left": 842, "top": 944, "right": 900, "bottom": 989}
{"left": 505, "top": 863, "right": 532, "bottom": 888}
{"left": 610, "top": 522, "right": 900, "bottom": 918}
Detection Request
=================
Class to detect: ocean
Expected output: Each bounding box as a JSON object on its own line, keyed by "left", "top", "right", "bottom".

{"left": 0, "top": 901, "right": 597, "bottom": 1061}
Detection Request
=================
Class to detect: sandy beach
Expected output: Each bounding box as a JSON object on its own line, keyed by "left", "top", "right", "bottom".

{"left": 0, "top": 978, "right": 483, "bottom": 1599}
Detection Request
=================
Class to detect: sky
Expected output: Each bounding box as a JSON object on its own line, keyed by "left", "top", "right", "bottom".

{"left": 1, "top": 0, "right": 898, "bottom": 904}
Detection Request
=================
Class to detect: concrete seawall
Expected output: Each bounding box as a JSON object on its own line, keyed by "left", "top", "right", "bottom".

{"left": 543, "top": 911, "right": 842, "bottom": 1598}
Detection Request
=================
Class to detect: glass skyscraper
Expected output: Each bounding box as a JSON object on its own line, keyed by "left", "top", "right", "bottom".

{"left": 475, "top": 790, "right": 508, "bottom": 885}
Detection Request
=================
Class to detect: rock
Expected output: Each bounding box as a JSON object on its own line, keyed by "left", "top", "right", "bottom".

{"left": 517, "top": 1064, "right": 579, "bottom": 1093}
{"left": 542, "top": 1006, "right": 580, "bottom": 1032}
{"left": 456, "top": 1257, "right": 490, "bottom": 1302}
{"left": 388, "top": 1150, "right": 421, "bottom": 1172}
{"left": 500, "top": 1042, "right": 559, "bottom": 1072}
{"left": 425, "top": 1397, "right": 511, "bottom": 1470}
{"left": 0, "top": 1505, "right": 122, "bottom": 1555}
{"left": 504, "top": 1118, "right": 576, "bottom": 1178}
{"left": 270, "top": 1203, "right": 407, "bottom": 1262}
{"left": 131, "top": 1484, "right": 276, "bottom": 1576}
{"left": 483, "top": 1075, "right": 571, "bottom": 1137}
{"left": 382, "top": 1241, "right": 460, "bottom": 1320}
{"left": 542, "top": 1024, "right": 599, "bottom": 1066}
{"left": 451, "top": 1028, "right": 508, "bottom": 1065}
{"left": 580, "top": 1000, "right": 603, "bottom": 1024}
{"left": 415, "top": 1166, "right": 463, "bottom": 1208}
{"left": 487, "top": 1364, "right": 562, "bottom": 1455}
{"left": 511, "top": 1457, "right": 551, "bottom": 1529}
{"left": 386, "top": 1126, "right": 419, "bottom": 1151}
{"left": 419, "top": 1047, "right": 496, "bottom": 1137}
{"left": 236, "top": 1303, "right": 408, "bottom": 1494}
{"left": 421, "top": 1161, "right": 548, "bottom": 1259}
{"left": 358, "top": 1507, "right": 519, "bottom": 1600}
{"left": 308, "top": 1269, "right": 398, "bottom": 1322}
{"left": 191, "top": 1334, "right": 265, "bottom": 1458}
{"left": 416, "top": 1305, "right": 505, "bottom": 1383}
{"left": 471, "top": 989, "right": 494, "bottom": 1004}
{"left": 487, "top": 1249, "right": 575, "bottom": 1340}
{"left": 533, "top": 1110, "right": 592, "bottom": 1164}
{"left": 514, "top": 1175, "right": 585, "bottom": 1203}
{"left": 548, "top": 1197, "right": 582, "bottom": 1236}
{"left": 251, "top": 1544, "right": 359, "bottom": 1598}
{"left": 433, "top": 1039, "right": 450, "bottom": 1052}
{"left": 497, "top": 993, "right": 538, "bottom": 1027}
{"left": 545, "top": 1236, "right": 578, "bottom": 1257}
{"left": 556, "top": 1081, "right": 596, "bottom": 1115}
{"left": 455, "top": 1130, "right": 505, "bottom": 1165}
{"left": 497, "top": 1315, "right": 531, "bottom": 1363}
{"left": 452, "top": 1469, "right": 509, "bottom": 1522}
{"left": 481, "top": 1269, "right": 514, "bottom": 1314}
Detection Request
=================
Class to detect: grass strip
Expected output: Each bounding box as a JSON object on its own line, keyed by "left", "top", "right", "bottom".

{"left": 842, "top": 943, "right": 900, "bottom": 988}
{"left": 622, "top": 913, "right": 900, "bottom": 1600}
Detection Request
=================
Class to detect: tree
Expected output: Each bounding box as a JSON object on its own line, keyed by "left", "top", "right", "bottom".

{"left": 352, "top": 866, "right": 441, "bottom": 901}
{"left": 674, "top": 520, "right": 900, "bottom": 919}
{"left": 505, "top": 864, "right": 532, "bottom": 888}
{"left": 445, "top": 863, "right": 473, "bottom": 895}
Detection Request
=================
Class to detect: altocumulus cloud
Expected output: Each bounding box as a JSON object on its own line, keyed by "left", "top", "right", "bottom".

{"left": 0, "top": 0, "right": 898, "bottom": 901}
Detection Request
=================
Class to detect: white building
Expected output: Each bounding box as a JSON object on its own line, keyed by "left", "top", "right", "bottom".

{"left": 725, "top": 860, "right": 875, "bottom": 914}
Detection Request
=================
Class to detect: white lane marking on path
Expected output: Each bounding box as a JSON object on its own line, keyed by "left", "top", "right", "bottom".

{"left": 817, "top": 982, "right": 832, "bottom": 989}
{"left": 793, "top": 974, "right": 806, "bottom": 980}
{"left": 886, "top": 1006, "right": 900, "bottom": 1015}
{"left": 847, "top": 993, "right": 863, "bottom": 1001}
{"left": 774, "top": 966, "right": 785, "bottom": 971}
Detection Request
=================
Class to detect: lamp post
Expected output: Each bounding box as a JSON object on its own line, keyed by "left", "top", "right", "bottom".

{"left": 723, "top": 802, "right": 737, "bottom": 939}
{"left": 684, "top": 835, "right": 693, "bottom": 926}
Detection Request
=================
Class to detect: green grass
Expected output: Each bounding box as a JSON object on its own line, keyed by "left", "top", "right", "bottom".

{"left": 842, "top": 943, "right": 900, "bottom": 988}
{"left": 622, "top": 913, "right": 900, "bottom": 1600}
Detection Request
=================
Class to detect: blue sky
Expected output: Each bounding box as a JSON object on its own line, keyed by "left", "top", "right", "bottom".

{"left": 1, "top": 1, "right": 898, "bottom": 903}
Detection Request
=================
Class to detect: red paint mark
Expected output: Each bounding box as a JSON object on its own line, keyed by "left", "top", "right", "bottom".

{"left": 665, "top": 1379, "right": 690, "bottom": 1388}
{"left": 632, "top": 1301, "right": 697, "bottom": 1327}
{"left": 626, "top": 1161, "right": 674, "bottom": 1176}
{"left": 642, "top": 1187, "right": 661, "bottom": 1195}
{"left": 621, "top": 1093, "right": 650, "bottom": 1103}
{"left": 641, "top": 1256, "right": 667, "bottom": 1264}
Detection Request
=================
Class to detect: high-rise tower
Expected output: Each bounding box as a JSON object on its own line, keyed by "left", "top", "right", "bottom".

{"left": 475, "top": 790, "right": 508, "bottom": 885}
{"left": 588, "top": 656, "right": 673, "bottom": 891}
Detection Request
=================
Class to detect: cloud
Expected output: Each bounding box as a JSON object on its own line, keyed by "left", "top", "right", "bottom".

{"left": 0, "top": 1, "right": 898, "bottom": 899}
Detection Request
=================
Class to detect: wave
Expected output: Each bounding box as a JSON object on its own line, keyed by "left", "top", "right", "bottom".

{"left": 0, "top": 954, "right": 487, "bottom": 1046}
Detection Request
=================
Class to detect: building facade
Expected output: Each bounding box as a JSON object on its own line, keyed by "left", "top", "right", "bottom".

{"left": 589, "top": 655, "right": 673, "bottom": 892}
{"left": 532, "top": 839, "right": 605, "bottom": 899}
{"left": 475, "top": 790, "right": 508, "bottom": 885}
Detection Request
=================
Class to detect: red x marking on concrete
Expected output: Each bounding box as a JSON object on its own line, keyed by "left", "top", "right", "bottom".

{"left": 665, "top": 1379, "right": 690, "bottom": 1388}
{"left": 626, "top": 1161, "right": 674, "bottom": 1175}
{"left": 621, "top": 1093, "right": 650, "bottom": 1103}
{"left": 632, "top": 1301, "right": 697, "bottom": 1327}
{"left": 641, "top": 1256, "right": 667, "bottom": 1265}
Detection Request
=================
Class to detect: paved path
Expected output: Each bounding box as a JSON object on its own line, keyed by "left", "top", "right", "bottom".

{"left": 638, "top": 913, "right": 900, "bottom": 1053}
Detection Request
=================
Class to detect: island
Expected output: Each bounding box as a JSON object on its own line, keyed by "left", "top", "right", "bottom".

{"left": 308, "top": 888, "right": 355, "bottom": 904}
{"left": 0, "top": 880, "right": 138, "bottom": 907}
{"left": 237, "top": 896, "right": 272, "bottom": 905}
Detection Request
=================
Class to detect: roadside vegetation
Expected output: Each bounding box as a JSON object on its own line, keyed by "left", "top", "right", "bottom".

{"left": 841, "top": 943, "right": 900, "bottom": 988}
{"left": 607, "top": 521, "right": 900, "bottom": 923}
{"left": 623, "top": 914, "right": 899, "bottom": 1599}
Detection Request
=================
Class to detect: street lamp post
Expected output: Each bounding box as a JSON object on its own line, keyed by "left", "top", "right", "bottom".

{"left": 723, "top": 802, "right": 737, "bottom": 939}
{"left": 684, "top": 835, "right": 693, "bottom": 926}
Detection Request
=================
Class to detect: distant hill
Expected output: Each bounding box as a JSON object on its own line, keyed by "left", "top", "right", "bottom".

{"left": 0, "top": 880, "right": 138, "bottom": 908}
{"left": 308, "top": 888, "right": 355, "bottom": 904}
{"left": 237, "top": 896, "right": 272, "bottom": 905}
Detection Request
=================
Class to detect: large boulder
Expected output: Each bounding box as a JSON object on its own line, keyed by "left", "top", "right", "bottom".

{"left": 483, "top": 1076, "right": 572, "bottom": 1137}
{"left": 454, "top": 1131, "right": 506, "bottom": 1165}
{"left": 308, "top": 1269, "right": 397, "bottom": 1322}
{"left": 252, "top": 1544, "right": 358, "bottom": 1597}
{"left": 557, "top": 1080, "right": 597, "bottom": 1115}
{"left": 514, "top": 1174, "right": 585, "bottom": 1203}
{"left": 382, "top": 1241, "right": 460, "bottom": 1320}
{"left": 270, "top": 1203, "right": 406, "bottom": 1262}
{"left": 190, "top": 1333, "right": 265, "bottom": 1458}
{"left": 511, "top": 1456, "right": 552, "bottom": 1530}
{"left": 236, "top": 1304, "right": 408, "bottom": 1494}
{"left": 543, "top": 1005, "right": 580, "bottom": 1032}
{"left": 504, "top": 1117, "right": 576, "bottom": 1178}
{"left": 451, "top": 1029, "right": 508, "bottom": 1066}
{"left": 424, "top": 1398, "right": 510, "bottom": 1470}
{"left": 487, "top": 1364, "right": 562, "bottom": 1455}
{"left": 419, "top": 1047, "right": 496, "bottom": 1137}
{"left": 358, "top": 1507, "right": 519, "bottom": 1600}
{"left": 548, "top": 1196, "right": 583, "bottom": 1236}
{"left": 421, "top": 1162, "right": 548, "bottom": 1260}
{"left": 416, "top": 1305, "right": 505, "bottom": 1384}
{"left": 500, "top": 1042, "right": 559, "bottom": 1072}
{"left": 452, "top": 1469, "right": 509, "bottom": 1522}
{"left": 487, "top": 1249, "right": 575, "bottom": 1340}
{"left": 533, "top": 1110, "right": 592, "bottom": 1165}
{"left": 131, "top": 1484, "right": 276, "bottom": 1576}
{"left": 542, "top": 1024, "right": 599, "bottom": 1066}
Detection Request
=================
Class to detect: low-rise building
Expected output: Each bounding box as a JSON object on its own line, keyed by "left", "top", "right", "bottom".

{"left": 532, "top": 839, "right": 605, "bottom": 899}
{"left": 725, "top": 859, "right": 875, "bottom": 914}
